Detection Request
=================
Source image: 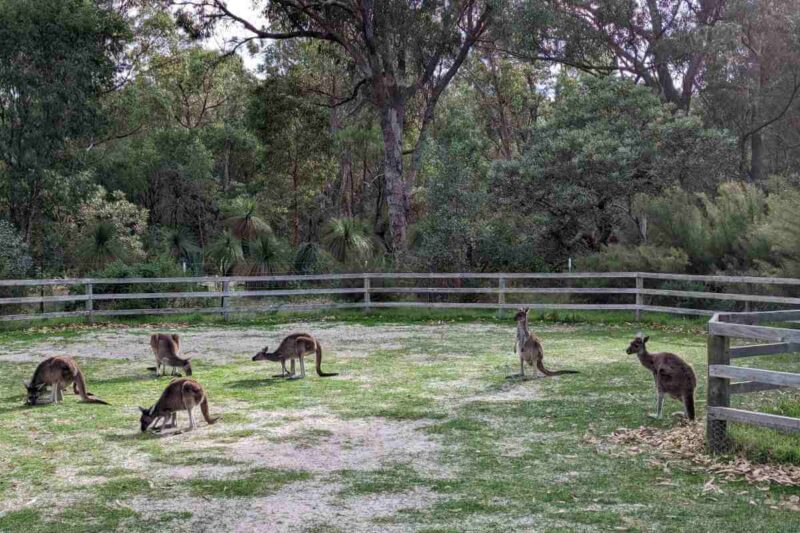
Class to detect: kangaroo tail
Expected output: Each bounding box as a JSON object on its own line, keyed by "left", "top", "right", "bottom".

{"left": 200, "top": 395, "right": 219, "bottom": 425}
{"left": 685, "top": 393, "right": 695, "bottom": 421}
{"left": 315, "top": 341, "right": 338, "bottom": 377}
{"left": 536, "top": 359, "right": 578, "bottom": 377}
{"left": 74, "top": 370, "right": 110, "bottom": 405}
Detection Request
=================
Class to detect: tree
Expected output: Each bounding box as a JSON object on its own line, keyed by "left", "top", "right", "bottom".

{"left": 206, "top": 230, "right": 243, "bottom": 275}
{"left": 322, "top": 217, "right": 374, "bottom": 266}
{"left": 176, "top": 0, "right": 494, "bottom": 253}
{"left": 0, "top": 0, "right": 128, "bottom": 243}
{"left": 511, "top": 0, "right": 724, "bottom": 111}
{"left": 700, "top": 0, "right": 800, "bottom": 181}
{"left": 490, "top": 76, "right": 735, "bottom": 259}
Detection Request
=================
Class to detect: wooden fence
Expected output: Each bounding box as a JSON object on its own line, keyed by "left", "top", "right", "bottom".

{"left": 707, "top": 310, "right": 800, "bottom": 452}
{"left": 2, "top": 271, "right": 800, "bottom": 322}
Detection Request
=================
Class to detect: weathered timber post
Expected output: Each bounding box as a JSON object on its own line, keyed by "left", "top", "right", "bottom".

{"left": 707, "top": 329, "right": 731, "bottom": 453}
{"left": 222, "top": 280, "right": 231, "bottom": 321}
{"left": 363, "top": 275, "right": 371, "bottom": 311}
{"left": 635, "top": 274, "right": 643, "bottom": 321}
{"left": 498, "top": 277, "right": 507, "bottom": 317}
{"left": 86, "top": 282, "right": 94, "bottom": 324}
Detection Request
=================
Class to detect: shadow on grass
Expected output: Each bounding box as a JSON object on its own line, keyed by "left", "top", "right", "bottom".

{"left": 226, "top": 377, "right": 290, "bottom": 389}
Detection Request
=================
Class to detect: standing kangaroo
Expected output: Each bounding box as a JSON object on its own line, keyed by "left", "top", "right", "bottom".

{"left": 252, "top": 333, "right": 338, "bottom": 379}
{"left": 24, "top": 356, "right": 109, "bottom": 406}
{"left": 509, "top": 308, "right": 578, "bottom": 378}
{"left": 148, "top": 334, "right": 192, "bottom": 377}
{"left": 626, "top": 333, "right": 696, "bottom": 420}
{"left": 139, "top": 378, "right": 219, "bottom": 432}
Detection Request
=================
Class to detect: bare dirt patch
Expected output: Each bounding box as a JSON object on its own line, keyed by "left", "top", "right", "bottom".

{"left": 189, "top": 408, "right": 446, "bottom": 476}
{"left": 127, "top": 481, "right": 437, "bottom": 533}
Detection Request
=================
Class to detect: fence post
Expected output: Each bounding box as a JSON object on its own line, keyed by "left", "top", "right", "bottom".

{"left": 635, "top": 274, "right": 643, "bottom": 321}
{"left": 707, "top": 331, "right": 731, "bottom": 453}
{"left": 222, "top": 280, "right": 230, "bottom": 321}
{"left": 498, "top": 277, "right": 506, "bottom": 316}
{"left": 85, "top": 282, "right": 94, "bottom": 324}
{"left": 363, "top": 276, "right": 371, "bottom": 311}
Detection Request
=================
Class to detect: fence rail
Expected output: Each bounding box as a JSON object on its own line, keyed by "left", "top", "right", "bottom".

{"left": 1, "top": 271, "right": 800, "bottom": 322}
{"left": 706, "top": 311, "right": 800, "bottom": 452}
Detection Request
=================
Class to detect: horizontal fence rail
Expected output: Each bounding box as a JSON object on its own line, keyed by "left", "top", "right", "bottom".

{"left": 706, "top": 311, "right": 800, "bottom": 452}
{"left": 1, "top": 271, "right": 800, "bottom": 322}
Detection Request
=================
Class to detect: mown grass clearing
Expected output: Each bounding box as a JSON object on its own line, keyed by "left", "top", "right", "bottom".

{"left": 1, "top": 311, "right": 799, "bottom": 532}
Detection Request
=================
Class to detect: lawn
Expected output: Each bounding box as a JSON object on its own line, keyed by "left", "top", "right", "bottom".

{"left": 0, "top": 310, "right": 799, "bottom": 532}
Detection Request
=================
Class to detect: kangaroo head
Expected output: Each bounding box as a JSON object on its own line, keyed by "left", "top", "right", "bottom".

{"left": 183, "top": 358, "right": 193, "bottom": 376}
{"left": 139, "top": 407, "right": 155, "bottom": 432}
{"left": 252, "top": 346, "right": 271, "bottom": 361}
{"left": 626, "top": 333, "right": 650, "bottom": 355}
{"left": 23, "top": 380, "right": 46, "bottom": 406}
{"left": 514, "top": 308, "right": 529, "bottom": 322}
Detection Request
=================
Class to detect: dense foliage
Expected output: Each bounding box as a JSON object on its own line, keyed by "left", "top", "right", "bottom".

{"left": 1, "top": 1, "right": 799, "bottom": 279}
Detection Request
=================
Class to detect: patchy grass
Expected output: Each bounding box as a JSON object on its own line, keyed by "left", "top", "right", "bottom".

{"left": 0, "top": 314, "right": 798, "bottom": 531}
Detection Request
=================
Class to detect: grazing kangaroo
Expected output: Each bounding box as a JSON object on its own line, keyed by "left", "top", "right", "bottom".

{"left": 626, "top": 333, "right": 696, "bottom": 420}
{"left": 24, "top": 356, "right": 109, "bottom": 406}
{"left": 148, "top": 334, "right": 192, "bottom": 377}
{"left": 139, "top": 378, "right": 219, "bottom": 432}
{"left": 252, "top": 333, "right": 338, "bottom": 379}
{"left": 509, "top": 308, "right": 578, "bottom": 378}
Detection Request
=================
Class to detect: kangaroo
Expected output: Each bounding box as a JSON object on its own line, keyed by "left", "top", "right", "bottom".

{"left": 24, "top": 356, "right": 109, "bottom": 406}
{"left": 509, "top": 308, "right": 578, "bottom": 378}
{"left": 626, "top": 333, "right": 696, "bottom": 420}
{"left": 148, "top": 334, "right": 192, "bottom": 377}
{"left": 252, "top": 333, "right": 338, "bottom": 379}
{"left": 139, "top": 378, "right": 219, "bottom": 432}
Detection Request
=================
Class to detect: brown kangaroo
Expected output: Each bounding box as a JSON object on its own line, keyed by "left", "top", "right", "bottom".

{"left": 24, "top": 356, "right": 109, "bottom": 406}
{"left": 626, "top": 333, "right": 696, "bottom": 420}
{"left": 139, "top": 378, "right": 219, "bottom": 432}
{"left": 509, "top": 308, "right": 578, "bottom": 378}
{"left": 252, "top": 333, "right": 337, "bottom": 379}
{"left": 148, "top": 334, "right": 192, "bottom": 377}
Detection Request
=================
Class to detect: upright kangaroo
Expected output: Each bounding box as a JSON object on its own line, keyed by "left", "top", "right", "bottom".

{"left": 139, "top": 378, "right": 219, "bottom": 432}
{"left": 252, "top": 333, "right": 337, "bottom": 379}
{"left": 24, "top": 356, "right": 109, "bottom": 406}
{"left": 149, "top": 334, "right": 192, "bottom": 377}
{"left": 510, "top": 308, "right": 578, "bottom": 378}
{"left": 626, "top": 333, "right": 696, "bottom": 420}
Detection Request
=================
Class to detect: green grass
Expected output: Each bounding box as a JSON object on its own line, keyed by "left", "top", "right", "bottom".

{"left": 0, "top": 311, "right": 798, "bottom": 531}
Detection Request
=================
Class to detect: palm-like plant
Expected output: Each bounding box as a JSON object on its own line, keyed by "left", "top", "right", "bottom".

{"left": 79, "top": 221, "right": 126, "bottom": 269}
{"left": 322, "top": 217, "right": 374, "bottom": 266}
{"left": 223, "top": 197, "right": 270, "bottom": 241}
{"left": 206, "top": 231, "right": 243, "bottom": 275}
{"left": 242, "top": 233, "right": 287, "bottom": 276}
{"left": 293, "top": 242, "right": 323, "bottom": 274}
{"left": 164, "top": 226, "right": 200, "bottom": 261}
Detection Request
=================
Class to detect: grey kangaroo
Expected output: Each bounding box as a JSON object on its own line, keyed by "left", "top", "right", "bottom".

{"left": 139, "top": 378, "right": 219, "bottom": 432}
{"left": 24, "top": 356, "right": 109, "bottom": 406}
{"left": 252, "top": 333, "right": 338, "bottom": 379}
{"left": 626, "top": 333, "right": 696, "bottom": 420}
{"left": 148, "top": 333, "right": 192, "bottom": 377}
{"left": 509, "top": 308, "right": 578, "bottom": 378}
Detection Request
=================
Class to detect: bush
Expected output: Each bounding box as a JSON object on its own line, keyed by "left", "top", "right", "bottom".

{"left": 0, "top": 220, "right": 33, "bottom": 279}
{"left": 74, "top": 257, "right": 194, "bottom": 311}
{"left": 576, "top": 244, "right": 689, "bottom": 273}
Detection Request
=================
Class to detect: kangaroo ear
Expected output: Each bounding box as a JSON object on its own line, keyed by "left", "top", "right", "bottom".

{"left": 139, "top": 406, "right": 148, "bottom": 414}
{"left": 643, "top": 336, "right": 650, "bottom": 343}
{"left": 22, "top": 380, "right": 30, "bottom": 388}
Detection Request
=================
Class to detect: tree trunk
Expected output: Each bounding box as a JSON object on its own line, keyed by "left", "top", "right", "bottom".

{"left": 751, "top": 130, "right": 764, "bottom": 182}
{"left": 222, "top": 138, "right": 231, "bottom": 192}
{"left": 291, "top": 160, "right": 300, "bottom": 246}
{"left": 379, "top": 101, "right": 409, "bottom": 253}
